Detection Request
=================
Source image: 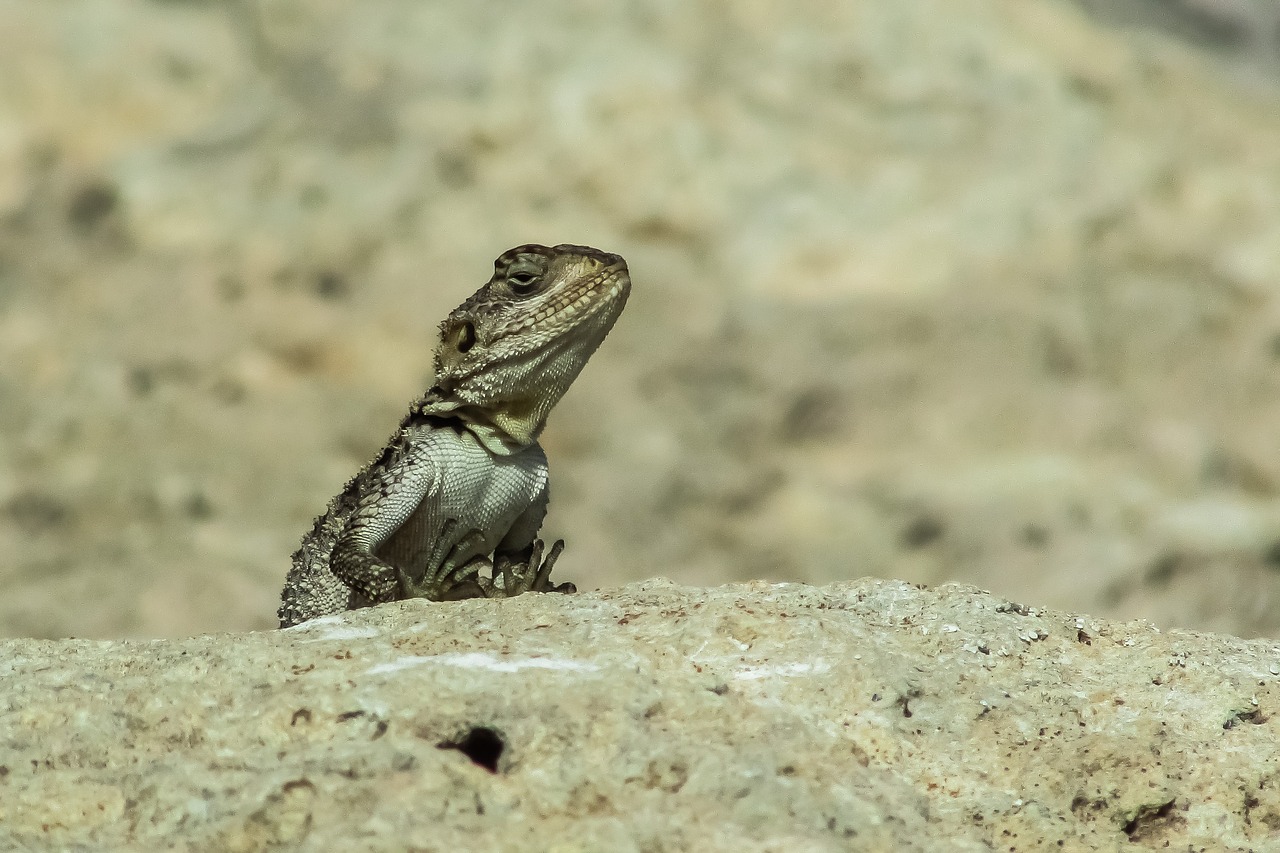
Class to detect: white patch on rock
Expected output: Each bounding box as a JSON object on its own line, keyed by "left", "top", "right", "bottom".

{"left": 299, "top": 624, "right": 381, "bottom": 642}
{"left": 365, "top": 653, "right": 599, "bottom": 676}
{"left": 734, "top": 660, "right": 830, "bottom": 681}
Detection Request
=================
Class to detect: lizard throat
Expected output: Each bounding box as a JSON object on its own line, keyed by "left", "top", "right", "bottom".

{"left": 460, "top": 397, "right": 546, "bottom": 455}
{"left": 412, "top": 397, "right": 547, "bottom": 455}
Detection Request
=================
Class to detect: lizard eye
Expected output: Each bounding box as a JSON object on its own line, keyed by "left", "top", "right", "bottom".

{"left": 507, "top": 271, "right": 540, "bottom": 295}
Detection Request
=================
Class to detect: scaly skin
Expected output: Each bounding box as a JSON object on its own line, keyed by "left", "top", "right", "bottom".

{"left": 278, "top": 244, "right": 630, "bottom": 628}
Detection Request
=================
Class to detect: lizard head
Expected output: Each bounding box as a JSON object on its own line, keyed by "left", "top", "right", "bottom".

{"left": 429, "top": 243, "right": 630, "bottom": 450}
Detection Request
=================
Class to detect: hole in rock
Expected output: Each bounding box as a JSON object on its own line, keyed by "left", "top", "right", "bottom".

{"left": 438, "top": 726, "right": 505, "bottom": 773}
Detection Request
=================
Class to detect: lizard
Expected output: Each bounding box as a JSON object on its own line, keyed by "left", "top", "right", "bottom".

{"left": 278, "top": 244, "right": 630, "bottom": 628}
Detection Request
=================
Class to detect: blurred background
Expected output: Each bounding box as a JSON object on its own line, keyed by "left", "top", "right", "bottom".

{"left": 1, "top": 0, "right": 1278, "bottom": 639}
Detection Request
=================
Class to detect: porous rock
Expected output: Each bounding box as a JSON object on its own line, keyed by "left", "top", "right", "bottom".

{"left": 3, "top": 579, "right": 1279, "bottom": 850}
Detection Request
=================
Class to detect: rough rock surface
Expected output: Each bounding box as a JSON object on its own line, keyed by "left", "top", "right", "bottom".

{"left": 4, "top": 580, "right": 1279, "bottom": 851}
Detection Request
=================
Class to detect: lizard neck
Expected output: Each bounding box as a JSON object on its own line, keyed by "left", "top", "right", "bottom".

{"left": 411, "top": 393, "right": 546, "bottom": 456}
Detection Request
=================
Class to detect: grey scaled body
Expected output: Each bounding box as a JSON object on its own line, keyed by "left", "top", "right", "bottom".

{"left": 278, "top": 244, "right": 630, "bottom": 628}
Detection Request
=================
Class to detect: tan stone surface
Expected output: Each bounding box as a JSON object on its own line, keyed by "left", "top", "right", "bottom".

{"left": 0, "top": 0, "right": 1279, "bottom": 639}
{"left": 3, "top": 580, "right": 1279, "bottom": 850}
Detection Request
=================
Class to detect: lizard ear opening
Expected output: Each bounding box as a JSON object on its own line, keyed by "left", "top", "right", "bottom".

{"left": 453, "top": 321, "right": 476, "bottom": 353}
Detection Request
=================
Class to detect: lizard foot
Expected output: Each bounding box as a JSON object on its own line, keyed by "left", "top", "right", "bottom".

{"left": 396, "top": 565, "right": 466, "bottom": 601}
{"left": 393, "top": 518, "right": 494, "bottom": 601}
{"left": 483, "top": 539, "right": 575, "bottom": 598}
{"left": 396, "top": 550, "right": 487, "bottom": 601}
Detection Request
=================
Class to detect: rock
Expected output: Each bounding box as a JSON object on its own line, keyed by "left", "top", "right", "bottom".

{"left": 3, "top": 579, "right": 1278, "bottom": 850}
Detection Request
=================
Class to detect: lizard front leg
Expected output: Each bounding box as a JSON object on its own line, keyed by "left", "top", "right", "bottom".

{"left": 330, "top": 539, "right": 403, "bottom": 604}
{"left": 330, "top": 440, "right": 446, "bottom": 603}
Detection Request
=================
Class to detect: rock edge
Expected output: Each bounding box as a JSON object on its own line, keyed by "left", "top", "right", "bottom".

{"left": 2, "top": 578, "right": 1278, "bottom": 851}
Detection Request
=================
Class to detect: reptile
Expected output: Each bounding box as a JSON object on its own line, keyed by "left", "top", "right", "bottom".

{"left": 278, "top": 243, "right": 630, "bottom": 628}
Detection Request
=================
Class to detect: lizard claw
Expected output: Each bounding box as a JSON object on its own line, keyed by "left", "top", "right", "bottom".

{"left": 397, "top": 558, "right": 484, "bottom": 601}
{"left": 489, "top": 539, "right": 575, "bottom": 597}
{"left": 531, "top": 539, "right": 574, "bottom": 593}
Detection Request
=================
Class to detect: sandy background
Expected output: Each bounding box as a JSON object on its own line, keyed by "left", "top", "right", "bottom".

{"left": 1, "top": 0, "right": 1278, "bottom": 639}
